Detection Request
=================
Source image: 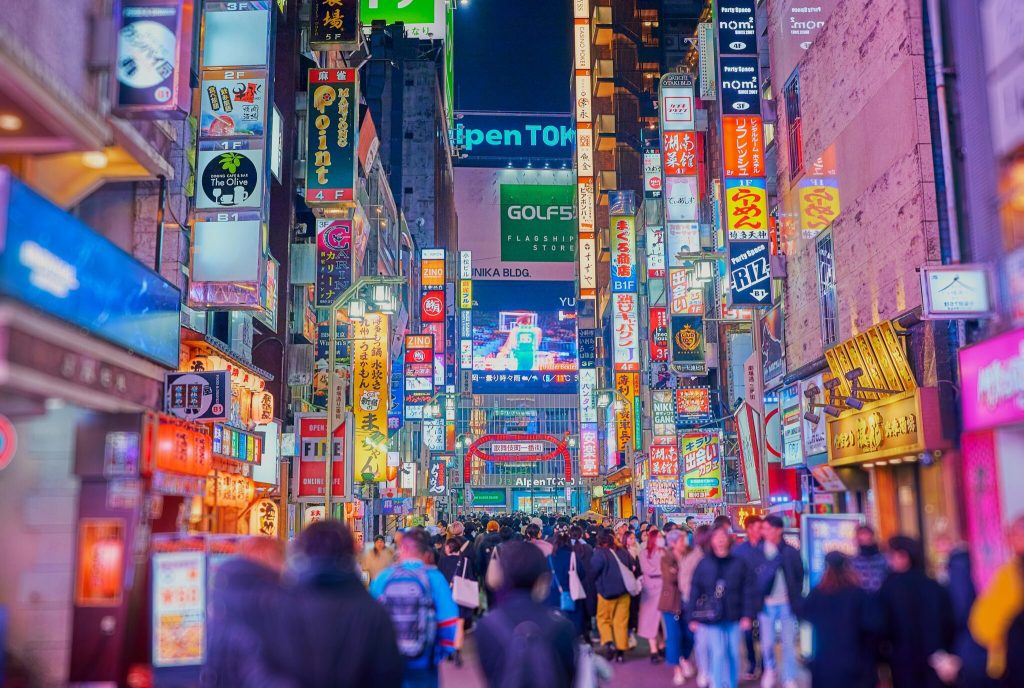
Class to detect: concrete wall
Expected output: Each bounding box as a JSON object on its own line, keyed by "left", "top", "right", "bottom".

{"left": 771, "top": 0, "right": 941, "bottom": 370}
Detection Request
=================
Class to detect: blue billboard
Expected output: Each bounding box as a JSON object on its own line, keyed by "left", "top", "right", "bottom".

{"left": 451, "top": 111, "right": 575, "bottom": 168}
{"left": 471, "top": 280, "right": 578, "bottom": 393}
{"left": 0, "top": 168, "right": 181, "bottom": 367}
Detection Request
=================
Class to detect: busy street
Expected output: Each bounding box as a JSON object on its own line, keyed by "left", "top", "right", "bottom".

{"left": 1, "top": 0, "right": 1023, "bottom": 686}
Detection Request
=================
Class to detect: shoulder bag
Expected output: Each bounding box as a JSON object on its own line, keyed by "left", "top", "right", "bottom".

{"left": 451, "top": 556, "right": 480, "bottom": 609}
{"left": 568, "top": 551, "right": 587, "bottom": 601}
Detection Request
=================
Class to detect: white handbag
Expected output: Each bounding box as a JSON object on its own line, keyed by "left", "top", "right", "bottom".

{"left": 452, "top": 556, "right": 480, "bottom": 609}
{"left": 568, "top": 551, "right": 587, "bottom": 601}
{"left": 614, "top": 550, "right": 643, "bottom": 596}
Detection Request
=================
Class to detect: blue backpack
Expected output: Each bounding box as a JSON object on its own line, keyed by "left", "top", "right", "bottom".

{"left": 379, "top": 565, "right": 437, "bottom": 662}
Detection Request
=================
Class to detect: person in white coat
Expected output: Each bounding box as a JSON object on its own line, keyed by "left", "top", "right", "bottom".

{"left": 638, "top": 527, "right": 666, "bottom": 662}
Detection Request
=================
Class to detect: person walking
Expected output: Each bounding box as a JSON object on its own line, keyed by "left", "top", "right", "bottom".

{"left": 757, "top": 515, "right": 804, "bottom": 688}
{"left": 970, "top": 515, "right": 1024, "bottom": 684}
{"left": 638, "top": 526, "right": 666, "bottom": 663}
{"left": 570, "top": 524, "right": 598, "bottom": 642}
{"left": 476, "top": 541, "right": 578, "bottom": 688}
{"left": 546, "top": 528, "right": 587, "bottom": 637}
{"left": 526, "top": 521, "right": 554, "bottom": 556}
{"left": 591, "top": 530, "right": 634, "bottom": 663}
{"left": 437, "top": 536, "right": 477, "bottom": 667}
{"left": 623, "top": 529, "right": 643, "bottom": 649}
{"left": 877, "top": 535, "right": 955, "bottom": 688}
{"left": 371, "top": 527, "right": 461, "bottom": 688}
{"left": 683, "top": 525, "right": 711, "bottom": 686}
{"left": 851, "top": 525, "right": 888, "bottom": 593}
{"left": 476, "top": 520, "right": 504, "bottom": 609}
{"left": 660, "top": 529, "right": 696, "bottom": 685}
{"left": 732, "top": 515, "right": 765, "bottom": 681}
{"left": 687, "top": 525, "right": 759, "bottom": 688}
{"left": 268, "top": 521, "right": 404, "bottom": 688}
{"left": 801, "top": 551, "right": 882, "bottom": 688}
{"left": 362, "top": 534, "right": 397, "bottom": 584}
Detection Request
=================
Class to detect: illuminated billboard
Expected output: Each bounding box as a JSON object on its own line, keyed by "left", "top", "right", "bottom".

{"left": 471, "top": 280, "right": 578, "bottom": 393}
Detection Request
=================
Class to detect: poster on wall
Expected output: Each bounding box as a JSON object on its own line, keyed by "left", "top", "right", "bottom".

{"left": 801, "top": 514, "right": 864, "bottom": 589}
{"left": 760, "top": 305, "right": 785, "bottom": 389}
{"left": 471, "top": 280, "right": 579, "bottom": 392}
{"left": 647, "top": 478, "right": 681, "bottom": 507}
{"left": 152, "top": 546, "right": 206, "bottom": 667}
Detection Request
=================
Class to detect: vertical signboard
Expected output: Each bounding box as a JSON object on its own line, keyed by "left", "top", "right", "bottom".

{"left": 309, "top": 0, "right": 360, "bottom": 50}
{"left": 780, "top": 383, "right": 803, "bottom": 468}
{"left": 404, "top": 334, "right": 434, "bottom": 420}
{"left": 574, "top": 0, "right": 595, "bottom": 301}
{"left": 682, "top": 433, "right": 722, "bottom": 505}
{"left": 152, "top": 545, "right": 205, "bottom": 667}
{"left": 112, "top": 0, "right": 193, "bottom": 118}
{"left": 296, "top": 414, "right": 347, "bottom": 498}
{"left": 612, "top": 293, "right": 640, "bottom": 372}
{"left": 428, "top": 456, "right": 448, "bottom": 496}
{"left": 305, "top": 68, "right": 358, "bottom": 205}
{"left": 315, "top": 219, "right": 352, "bottom": 307}
{"left": 670, "top": 315, "right": 706, "bottom": 374}
{"left": 649, "top": 307, "right": 669, "bottom": 362}
{"left": 610, "top": 216, "right": 638, "bottom": 293}
{"left": 615, "top": 372, "right": 640, "bottom": 456}
{"left": 352, "top": 314, "right": 389, "bottom": 482}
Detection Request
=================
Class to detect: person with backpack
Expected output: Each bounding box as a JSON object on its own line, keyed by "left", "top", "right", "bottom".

{"left": 687, "top": 525, "right": 759, "bottom": 688}
{"left": 370, "top": 527, "right": 460, "bottom": 688}
{"left": 591, "top": 529, "right": 640, "bottom": 662}
{"left": 476, "top": 541, "right": 578, "bottom": 688}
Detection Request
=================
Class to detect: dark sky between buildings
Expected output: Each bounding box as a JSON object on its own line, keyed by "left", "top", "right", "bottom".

{"left": 453, "top": 0, "right": 572, "bottom": 114}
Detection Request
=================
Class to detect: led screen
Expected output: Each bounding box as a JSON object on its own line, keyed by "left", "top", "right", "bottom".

{"left": 472, "top": 280, "right": 578, "bottom": 393}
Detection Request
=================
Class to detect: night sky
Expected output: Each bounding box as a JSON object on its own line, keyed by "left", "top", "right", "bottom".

{"left": 453, "top": 0, "right": 572, "bottom": 114}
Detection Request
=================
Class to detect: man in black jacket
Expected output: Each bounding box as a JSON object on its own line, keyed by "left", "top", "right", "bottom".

{"left": 758, "top": 515, "right": 805, "bottom": 688}
{"left": 263, "top": 520, "right": 404, "bottom": 688}
{"left": 476, "top": 541, "right": 578, "bottom": 688}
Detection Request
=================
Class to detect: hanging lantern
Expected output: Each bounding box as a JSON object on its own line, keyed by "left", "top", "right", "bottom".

{"left": 230, "top": 366, "right": 244, "bottom": 384}
{"left": 186, "top": 355, "right": 210, "bottom": 373}
{"left": 206, "top": 355, "right": 228, "bottom": 371}
{"left": 248, "top": 499, "right": 279, "bottom": 537}
{"left": 252, "top": 377, "right": 266, "bottom": 392}
{"left": 386, "top": 465, "right": 399, "bottom": 482}
{"left": 250, "top": 391, "right": 275, "bottom": 424}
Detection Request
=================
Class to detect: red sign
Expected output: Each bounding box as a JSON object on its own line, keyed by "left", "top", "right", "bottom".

{"left": 296, "top": 416, "right": 346, "bottom": 498}
{"left": 649, "top": 307, "right": 669, "bottom": 362}
{"left": 464, "top": 434, "right": 572, "bottom": 482}
{"left": 0, "top": 413, "right": 16, "bottom": 472}
{"left": 148, "top": 415, "right": 212, "bottom": 477}
{"left": 649, "top": 444, "right": 679, "bottom": 477}
{"left": 662, "top": 131, "right": 698, "bottom": 176}
{"left": 421, "top": 291, "right": 445, "bottom": 323}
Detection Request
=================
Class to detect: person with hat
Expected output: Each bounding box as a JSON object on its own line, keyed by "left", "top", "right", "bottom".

{"left": 802, "top": 551, "right": 882, "bottom": 688}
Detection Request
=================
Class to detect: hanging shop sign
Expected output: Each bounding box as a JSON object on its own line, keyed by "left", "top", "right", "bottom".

{"left": 670, "top": 315, "right": 706, "bottom": 373}
{"left": 665, "top": 176, "right": 700, "bottom": 222}
{"left": 580, "top": 422, "right": 600, "bottom": 478}
{"left": 610, "top": 216, "right": 638, "bottom": 292}
{"left": 959, "top": 326, "right": 1024, "bottom": 432}
{"left": 722, "top": 115, "right": 764, "bottom": 178}
{"left": 798, "top": 178, "right": 841, "bottom": 235}
{"left": 823, "top": 320, "right": 917, "bottom": 399}
{"left": 211, "top": 423, "right": 264, "bottom": 464}
{"left": 305, "top": 68, "right": 358, "bottom": 205}
{"left": 612, "top": 293, "right": 640, "bottom": 372}
{"left": 675, "top": 386, "right": 712, "bottom": 426}
{"left": 826, "top": 387, "right": 947, "bottom": 467}
{"left": 735, "top": 401, "right": 763, "bottom": 502}
{"left": 800, "top": 373, "right": 829, "bottom": 457}
{"left": 728, "top": 241, "right": 771, "bottom": 306}
{"left": 725, "top": 179, "right": 769, "bottom": 241}
{"left": 428, "top": 457, "right": 448, "bottom": 496}
{"left": 204, "top": 472, "right": 255, "bottom": 509}
{"left": 665, "top": 222, "right": 701, "bottom": 266}
{"left": 421, "top": 290, "right": 445, "bottom": 323}
{"left": 310, "top": 0, "right": 360, "bottom": 50}
{"left": 719, "top": 56, "right": 761, "bottom": 115}
{"left": 644, "top": 151, "right": 663, "bottom": 198}
{"left": 920, "top": 264, "right": 996, "bottom": 320}
{"left": 164, "top": 371, "right": 229, "bottom": 422}
{"left": 202, "top": 1, "right": 272, "bottom": 68}
{"left": 682, "top": 433, "right": 721, "bottom": 504}
{"left": 614, "top": 372, "right": 641, "bottom": 456}
{"left": 148, "top": 414, "right": 213, "bottom": 480}
{"left": 801, "top": 514, "right": 864, "bottom": 590}
{"left": 75, "top": 519, "right": 126, "bottom": 606}
{"left": 403, "top": 334, "right": 434, "bottom": 420}
{"left": 296, "top": 414, "right": 346, "bottom": 499}
{"left": 315, "top": 219, "right": 353, "bottom": 307}
{"left": 196, "top": 142, "right": 264, "bottom": 210}
{"left": 649, "top": 307, "right": 670, "bottom": 362}
{"left": 716, "top": 0, "right": 757, "bottom": 55}
{"left": 646, "top": 225, "right": 666, "bottom": 278}
{"left": 652, "top": 390, "right": 677, "bottom": 436}
{"left": 662, "top": 131, "right": 698, "bottom": 176}
{"left": 647, "top": 478, "right": 681, "bottom": 507}
{"left": 781, "top": 382, "right": 803, "bottom": 467}
{"left": 580, "top": 368, "right": 599, "bottom": 423}
{"left": 199, "top": 69, "right": 267, "bottom": 137}
{"left": 112, "top": 0, "right": 193, "bottom": 118}
{"left": 352, "top": 314, "right": 389, "bottom": 481}
{"left": 249, "top": 499, "right": 279, "bottom": 536}
{"left": 649, "top": 444, "right": 679, "bottom": 477}
{"left": 660, "top": 78, "right": 695, "bottom": 131}
{"left": 668, "top": 268, "right": 705, "bottom": 315}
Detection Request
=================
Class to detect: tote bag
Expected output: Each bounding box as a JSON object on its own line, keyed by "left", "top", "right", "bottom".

{"left": 614, "top": 550, "right": 643, "bottom": 597}
{"left": 452, "top": 557, "right": 479, "bottom": 609}
{"left": 568, "top": 551, "right": 587, "bottom": 601}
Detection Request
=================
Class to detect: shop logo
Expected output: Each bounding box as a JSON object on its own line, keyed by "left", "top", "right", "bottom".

{"left": 674, "top": 324, "right": 702, "bottom": 352}
{"left": 506, "top": 204, "right": 575, "bottom": 221}
{"left": 421, "top": 292, "right": 444, "bottom": 322}
{"left": 201, "top": 152, "right": 258, "bottom": 206}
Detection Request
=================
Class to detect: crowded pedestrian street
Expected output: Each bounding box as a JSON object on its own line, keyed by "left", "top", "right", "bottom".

{"left": 2, "top": 0, "right": 1024, "bottom": 686}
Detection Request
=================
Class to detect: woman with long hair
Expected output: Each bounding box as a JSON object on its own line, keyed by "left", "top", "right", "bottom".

{"left": 802, "top": 551, "right": 882, "bottom": 688}
{"left": 590, "top": 529, "right": 633, "bottom": 662}
{"left": 546, "top": 527, "right": 587, "bottom": 638}
{"left": 638, "top": 526, "right": 666, "bottom": 663}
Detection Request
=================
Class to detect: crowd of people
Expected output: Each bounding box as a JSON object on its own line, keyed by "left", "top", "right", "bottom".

{"left": 202, "top": 511, "right": 1024, "bottom": 688}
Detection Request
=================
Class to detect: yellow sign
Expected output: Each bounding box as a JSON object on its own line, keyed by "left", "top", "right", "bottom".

{"left": 615, "top": 372, "right": 639, "bottom": 455}
{"left": 824, "top": 320, "right": 917, "bottom": 400}
{"left": 204, "top": 472, "right": 255, "bottom": 509}
{"left": 352, "top": 313, "right": 390, "bottom": 482}
{"left": 798, "top": 181, "right": 840, "bottom": 234}
{"left": 826, "top": 387, "right": 948, "bottom": 466}
{"left": 459, "top": 279, "right": 472, "bottom": 309}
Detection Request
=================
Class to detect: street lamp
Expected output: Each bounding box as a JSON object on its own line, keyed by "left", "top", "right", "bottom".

{"left": 323, "top": 275, "right": 406, "bottom": 519}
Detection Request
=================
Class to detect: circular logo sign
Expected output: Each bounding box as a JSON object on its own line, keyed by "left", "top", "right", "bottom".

{"left": 0, "top": 414, "right": 17, "bottom": 472}
{"left": 648, "top": 176, "right": 662, "bottom": 190}
{"left": 674, "top": 324, "right": 702, "bottom": 352}
{"left": 117, "top": 20, "right": 177, "bottom": 90}
{"left": 421, "top": 293, "right": 444, "bottom": 322}
{"left": 201, "top": 152, "right": 259, "bottom": 207}
{"left": 412, "top": 350, "right": 426, "bottom": 362}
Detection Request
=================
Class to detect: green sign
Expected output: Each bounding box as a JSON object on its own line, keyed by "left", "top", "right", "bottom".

{"left": 361, "top": 0, "right": 435, "bottom": 28}
{"left": 470, "top": 488, "right": 507, "bottom": 507}
{"left": 499, "top": 184, "right": 576, "bottom": 263}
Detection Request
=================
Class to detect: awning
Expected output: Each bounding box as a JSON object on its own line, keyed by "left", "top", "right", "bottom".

{"left": 180, "top": 328, "right": 275, "bottom": 381}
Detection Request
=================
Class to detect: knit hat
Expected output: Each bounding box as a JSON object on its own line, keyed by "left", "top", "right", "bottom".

{"left": 614, "top": 520, "right": 628, "bottom": 532}
{"left": 486, "top": 520, "right": 500, "bottom": 532}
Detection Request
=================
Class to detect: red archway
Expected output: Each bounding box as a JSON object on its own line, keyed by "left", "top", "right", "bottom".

{"left": 463, "top": 433, "right": 572, "bottom": 483}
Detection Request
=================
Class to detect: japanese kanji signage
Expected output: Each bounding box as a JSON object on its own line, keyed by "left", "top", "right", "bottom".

{"left": 649, "top": 444, "right": 679, "bottom": 477}
{"left": 352, "top": 314, "right": 389, "bottom": 482}
{"left": 112, "top": 0, "right": 193, "bottom": 118}
{"left": 675, "top": 386, "right": 712, "bottom": 426}
{"left": 722, "top": 115, "right": 765, "bottom": 178}
{"left": 310, "top": 0, "right": 360, "bottom": 51}
{"left": 615, "top": 371, "right": 640, "bottom": 455}
{"left": 428, "top": 456, "right": 448, "bottom": 496}
{"left": 305, "top": 69, "right": 357, "bottom": 205}
{"left": 799, "top": 178, "right": 841, "bottom": 235}
{"left": 662, "top": 131, "right": 698, "bottom": 176}
{"left": 682, "top": 433, "right": 722, "bottom": 504}
{"left": 612, "top": 293, "right": 640, "bottom": 372}
{"left": 404, "top": 334, "right": 434, "bottom": 420}
{"left": 725, "top": 179, "right": 769, "bottom": 241}
{"left": 164, "top": 371, "right": 229, "bottom": 422}
{"left": 610, "top": 215, "right": 638, "bottom": 293}
{"left": 580, "top": 422, "right": 600, "bottom": 478}
{"left": 668, "top": 268, "right": 705, "bottom": 315}
{"left": 315, "top": 219, "right": 352, "bottom": 307}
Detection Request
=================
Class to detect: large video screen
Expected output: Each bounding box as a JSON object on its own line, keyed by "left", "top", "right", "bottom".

{"left": 472, "top": 280, "right": 578, "bottom": 393}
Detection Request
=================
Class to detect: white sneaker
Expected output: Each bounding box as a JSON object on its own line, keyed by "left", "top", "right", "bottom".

{"left": 680, "top": 659, "right": 696, "bottom": 678}
{"left": 782, "top": 681, "right": 799, "bottom": 688}
{"left": 761, "top": 668, "right": 777, "bottom": 688}
{"left": 696, "top": 671, "right": 709, "bottom": 688}
{"left": 628, "top": 632, "right": 638, "bottom": 649}
{"left": 672, "top": 669, "right": 686, "bottom": 686}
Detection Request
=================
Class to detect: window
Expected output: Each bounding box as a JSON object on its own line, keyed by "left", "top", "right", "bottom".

{"left": 783, "top": 71, "right": 803, "bottom": 176}
{"left": 815, "top": 229, "right": 838, "bottom": 346}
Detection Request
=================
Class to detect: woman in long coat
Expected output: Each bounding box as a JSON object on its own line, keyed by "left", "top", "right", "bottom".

{"left": 638, "top": 527, "right": 666, "bottom": 662}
